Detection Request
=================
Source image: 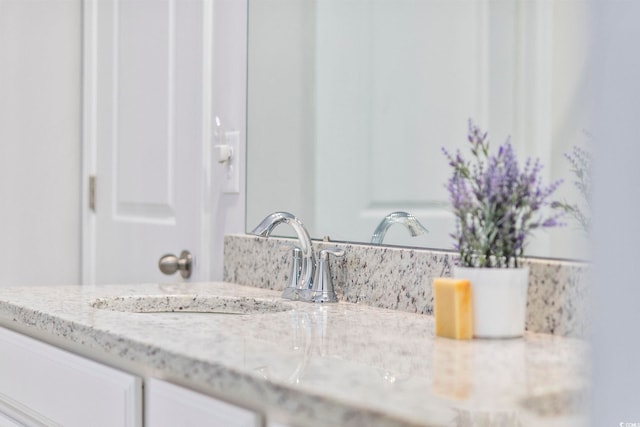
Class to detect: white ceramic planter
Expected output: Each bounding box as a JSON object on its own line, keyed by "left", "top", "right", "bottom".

{"left": 453, "top": 266, "right": 529, "bottom": 338}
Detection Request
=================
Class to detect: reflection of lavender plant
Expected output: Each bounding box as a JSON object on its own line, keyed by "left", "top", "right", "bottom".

{"left": 553, "top": 146, "right": 591, "bottom": 234}
{"left": 443, "top": 120, "right": 564, "bottom": 268}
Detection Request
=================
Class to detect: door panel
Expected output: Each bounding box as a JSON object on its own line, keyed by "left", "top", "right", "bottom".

{"left": 86, "top": 0, "right": 206, "bottom": 284}
{"left": 314, "top": 0, "right": 555, "bottom": 252}
{"left": 314, "top": 0, "right": 485, "bottom": 248}
{"left": 145, "top": 379, "right": 261, "bottom": 427}
{"left": 115, "top": 0, "right": 175, "bottom": 222}
{"left": 0, "top": 327, "right": 142, "bottom": 427}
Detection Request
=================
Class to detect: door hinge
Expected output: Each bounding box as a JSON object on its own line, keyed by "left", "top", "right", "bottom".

{"left": 89, "top": 175, "right": 96, "bottom": 212}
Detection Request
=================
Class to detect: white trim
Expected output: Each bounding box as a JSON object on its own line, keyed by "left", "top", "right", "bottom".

{"left": 530, "top": 0, "right": 554, "bottom": 176}
{"left": 111, "top": 0, "right": 120, "bottom": 227}
{"left": 515, "top": 0, "right": 553, "bottom": 165}
{"left": 0, "top": 392, "right": 59, "bottom": 427}
{"left": 200, "top": 0, "right": 214, "bottom": 280}
{"left": 514, "top": 1, "right": 554, "bottom": 256}
{"left": 473, "top": 0, "right": 490, "bottom": 126}
{"left": 167, "top": 0, "right": 176, "bottom": 214}
{"left": 81, "top": 0, "right": 98, "bottom": 285}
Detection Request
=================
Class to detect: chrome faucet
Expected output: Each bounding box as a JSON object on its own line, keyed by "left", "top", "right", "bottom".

{"left": 250, "top": 212, "right": 315, "bottom": 298}
{"left": 250, "top": 212, "right": 343, "bottom": 302}
{"left": 371, "top": 211, "right": 428, "bottom": 244}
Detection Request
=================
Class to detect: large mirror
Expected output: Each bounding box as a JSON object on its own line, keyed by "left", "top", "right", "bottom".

{"left": 246, "top": 0, "right": 592, "bottom": 260}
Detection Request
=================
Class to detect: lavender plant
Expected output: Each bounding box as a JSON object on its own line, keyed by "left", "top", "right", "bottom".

{"left": 442, "top": 120, "right": 564, "bottom": 268}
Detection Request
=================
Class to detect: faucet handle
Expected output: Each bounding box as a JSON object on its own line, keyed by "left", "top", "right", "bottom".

{"left": 308, "top": 248, "right": 345, "bottom": 303}
{"left": 282, "top": 247, "right": 302, "bottom": 300}
{"left": 321, "top": 248, "right": 345, "bottom": 257}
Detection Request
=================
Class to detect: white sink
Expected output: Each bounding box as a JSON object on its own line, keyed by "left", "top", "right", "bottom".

{"left": 90, "top": 295, "right": 292, "bottom": 315}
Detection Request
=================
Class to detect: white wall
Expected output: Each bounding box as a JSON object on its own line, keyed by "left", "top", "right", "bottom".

{"left": 591, "top": 0, "right": 640, "bottom": 422}
{"left": 0, "top": 0, "right": 81, "bottom": 285}
{"left": 246, "top": 0, "right": 316, "bottom": 236}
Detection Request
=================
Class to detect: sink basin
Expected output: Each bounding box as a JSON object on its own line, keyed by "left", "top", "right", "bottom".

{"left": 90, "top": 295, "right": 292, "bottom": 315}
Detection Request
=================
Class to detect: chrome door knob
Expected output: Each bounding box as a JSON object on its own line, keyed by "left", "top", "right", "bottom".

{"left": 158, "top": 250, "right": 192, "bottom": 278}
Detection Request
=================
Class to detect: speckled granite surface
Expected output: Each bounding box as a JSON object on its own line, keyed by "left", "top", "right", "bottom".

{"left": 0, "top": 282, "right": 589, "bottom": 427}
{"left": 223, "top": 234, "right": 591, "bottom": 337}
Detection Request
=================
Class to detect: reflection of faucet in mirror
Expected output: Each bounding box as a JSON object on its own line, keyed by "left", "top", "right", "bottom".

{"left": 250, "top": 212, "right": 345, "bottom": 302}
{"left": 371, "top": 211, "right": 428, "bottom": 244}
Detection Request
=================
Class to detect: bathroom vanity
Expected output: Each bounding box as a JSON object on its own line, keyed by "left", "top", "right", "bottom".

{"left": 0, "top": 278, "right": 588, "bottom": 427}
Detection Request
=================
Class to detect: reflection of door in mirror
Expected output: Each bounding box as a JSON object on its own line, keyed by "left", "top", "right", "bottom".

{"left": 247, "top": 0, "right": 592, "bottom": 260}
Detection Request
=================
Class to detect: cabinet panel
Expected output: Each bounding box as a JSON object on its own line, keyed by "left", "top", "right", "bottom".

{"left": 145, "top": 378, "right": 261, "bottom": 427}
{"left": 0, "top": 411, "right": 24, "bottom": 427}
{"left": 0, "top": 327, "right": 142, "bottom": 427}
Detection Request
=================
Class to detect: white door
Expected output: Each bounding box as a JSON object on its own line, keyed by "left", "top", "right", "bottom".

{"left": 83, "top": 0, "right": 211, "bottom": 284}
{"left": 314, "top": 0, "right": 483, "bottom": 248}
{"left": 314, "top": 0, "right": 555, "bottom": 254}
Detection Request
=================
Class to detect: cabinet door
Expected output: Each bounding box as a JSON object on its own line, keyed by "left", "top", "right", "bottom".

{"left": 0, "top": 411, "right": 25, "bottom": 427}
{"left": 145, "top": 379, "right": 262, "bottom": 427}
{"left": 0, "top": 327, "right": 142, "bottom": 427}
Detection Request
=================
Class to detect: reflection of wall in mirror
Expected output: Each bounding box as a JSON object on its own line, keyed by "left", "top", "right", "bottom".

{"left": 247, "top": 0, "right": 592, "bottom": 261}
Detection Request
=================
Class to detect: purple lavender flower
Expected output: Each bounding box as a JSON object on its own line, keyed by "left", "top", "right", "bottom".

{"left": 444, "top": 120, "right": 564, "bottom": 268}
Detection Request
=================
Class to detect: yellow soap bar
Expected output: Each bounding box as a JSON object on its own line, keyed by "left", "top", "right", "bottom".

{"left": 433, "top": 278, "right": 473, "bottom": 339}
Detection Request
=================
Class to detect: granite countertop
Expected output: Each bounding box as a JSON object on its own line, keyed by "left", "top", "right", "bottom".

{"left": 0, "top": 282, "right": 589, "bottom": 427}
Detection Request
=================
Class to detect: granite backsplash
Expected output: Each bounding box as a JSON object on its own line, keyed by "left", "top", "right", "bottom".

{"left": 223, "top": 234, "right": 590, "bottom": 338}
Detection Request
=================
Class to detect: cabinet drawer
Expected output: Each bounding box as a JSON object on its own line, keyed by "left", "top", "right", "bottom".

{"left": 0, "top": 327, "right": 142, "bottom": 427}
{"left": 145, "top": 378, "right": 262, "bottom": 427}
{"left": 0, "top": 410, "right": 24, "bottom": 427}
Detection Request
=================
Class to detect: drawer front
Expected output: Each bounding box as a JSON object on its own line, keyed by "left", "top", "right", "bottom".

{"left": 145, "top": 378, "right": 262, "bottom": 427}
{"left": 0, "top": 410, "right": 26, "bottom": 427}
{"left": 0, "top": 327, "right": 142, "bottom": 427}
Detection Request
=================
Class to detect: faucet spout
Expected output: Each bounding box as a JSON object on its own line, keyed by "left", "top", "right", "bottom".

{"left": 250, "top": 212, "right": 315, "bottom": 292}
{"left": 371, "top": 211, "right": 428, "bottom": 244}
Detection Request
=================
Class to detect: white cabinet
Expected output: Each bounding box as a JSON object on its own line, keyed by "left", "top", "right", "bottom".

{"left": 0, "top": 327, "right": 142, "bottom": 427}
{"left": 0, "top": 411, "right": 25, "bottom": 427}
{"left": 0, "top": 327, "right": 264, "bottom": 427}
{"left": 145, "top": 379, "right": 261, "bottom": 427}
